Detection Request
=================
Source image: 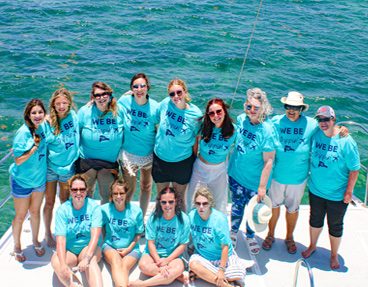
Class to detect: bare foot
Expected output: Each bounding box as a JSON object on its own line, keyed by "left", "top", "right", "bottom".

{"left": 128, "top": 280, "right": 145, "bottom": 287}
{"left": 302, "top": 246, "right": 316, "bottom": 258}
{"left": 45, "top": 234, "right": 56, "bottom": 248}
{"left": 177, "top": 272, "right": 189, "bottom": 285}
{"left": 330, "top": 255, "right": 340, "bottom": 270}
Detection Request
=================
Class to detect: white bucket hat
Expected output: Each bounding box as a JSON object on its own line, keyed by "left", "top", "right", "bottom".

{"left": 281, "top": 91, "right": 309, "bottom": 112}
{"left": 245, "top": 195, "right": 272, "bottom": 233}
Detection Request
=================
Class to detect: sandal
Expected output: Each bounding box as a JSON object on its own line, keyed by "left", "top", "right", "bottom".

{"left": 246, "top": 237, "right": 260, "bottom": 255}
{"left": 262, "top": 235, "right": 275, "bottom": 250}
{"left": 284, "top": 239, "right": 297, "bottom": 254}
{"left": 34, "top": 245, "right": 46, "bottom": 257}
{"left": 14, "top": 251, "right": 26, "bottom": 262}
{"left": 230, "top": 232, "right": 238, "bottom": 249}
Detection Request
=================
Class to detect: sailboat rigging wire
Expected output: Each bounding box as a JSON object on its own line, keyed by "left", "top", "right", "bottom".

{"left": 230, "top": 0, "right": 263, "bottom": 110}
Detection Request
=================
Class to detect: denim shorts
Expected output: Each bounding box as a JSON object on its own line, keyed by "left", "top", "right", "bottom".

{"left": 46, "top": 165, "right": 75, "bottom": 183}
{"left": 10, "top": 176, "right": 46, "bottom": 199}
{"left": 102, "top": 244, "right": 140, "bottom": 260}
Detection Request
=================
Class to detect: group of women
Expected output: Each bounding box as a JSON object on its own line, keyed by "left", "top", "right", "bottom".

{"left": 9, "top": 72, "right": 360, "bottom": 286}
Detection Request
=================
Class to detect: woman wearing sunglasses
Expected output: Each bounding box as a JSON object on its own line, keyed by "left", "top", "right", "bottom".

{"left": 152, "top": 79, "right": 203, "bottom": 210}
{"left": 130, "top": 187, "right": 190, "bottom": 286}
{"left": 118, "top": 73, "right": 159, "bottom": 217}
{"left": 189, "top": 188, "right": 246, "bottom": 287}
{"left": 77, "top": 82, "right": 123, "bottom": 204}
{"left": 51, "top": 174, "right": 103, "bottom": 287}
{"left": 187, "top": 98, "right": 236, "bottom": 215}
{"left": 302, "top": 106, "right": 359, "bottom": 269}
{"left": 101, "top": 179, "right": 144, "bottom": 287}
{"left": 228, "top": 88, "right": 278, "bottom": 254}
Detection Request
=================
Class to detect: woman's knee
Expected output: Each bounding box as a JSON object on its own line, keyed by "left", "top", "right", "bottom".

{"left": 189, "top": 260, "right": 201, "bottom": 272}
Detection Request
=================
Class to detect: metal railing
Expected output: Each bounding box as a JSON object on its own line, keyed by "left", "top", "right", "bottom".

{"left": 337, "top": 121, "right": 368, "bottom": 207}
{"left": 293, "top": 258, "right": 314, "bottom": 287}
{"left": 0, "top": 151, "right": 13, "bottom": 209}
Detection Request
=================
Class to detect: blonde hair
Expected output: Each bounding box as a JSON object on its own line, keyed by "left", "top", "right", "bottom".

{"left": 193, "top": 187, "right": 215, "bottom": 208}
{"left": 246, "top": 88, "right": 273, "bottom": 122}
{"left": 90, "top": 82, "right": 118, "bottom": 118}
{"left": 167, "top": 78, "right": 191, "bottom": 102}
{"left": 108, "top": 179, "right": 131, "bottom": 203}
{"left": 49, "top": 88, "right": 77, "bottom": 136}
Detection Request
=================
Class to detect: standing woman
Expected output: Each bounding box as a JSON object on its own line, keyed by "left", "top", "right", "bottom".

{"left": 77, "top": 82, "right": 123, "bottom": 204}
{"left": 302, "top": 106, "right": 360, "bottom": 269}
{"left": 51, "top": 174, "right": 103, "bottom": 287}
{"left": 118, "top": 73, "right": 159, "bottom": 217}
{"left": 43, "top": 88, "right": 80, "bottom": 247}
{"left": 189, "top": 188, "right": 246, "bottom": 287}
{"left": 152, "top": 79, "right": 203, "bottom": 209}
{"left": 187, "top": 98, "right": 236, "bottom": 215}
{"left": 9, "top": 98, "right": 47, "bottom": 262}
{"left": 129, "top": 187, "right": 190, "bottom": 287}
{"left": 228, "top": 88, "right": 279, "bottom": 254}
{"left": 101, "top": 179, "right": 144, "bottom": 287}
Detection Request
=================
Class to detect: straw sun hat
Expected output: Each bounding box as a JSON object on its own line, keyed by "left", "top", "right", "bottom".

{"left": 280, "top": 91, "right": 309, "bottom": 112}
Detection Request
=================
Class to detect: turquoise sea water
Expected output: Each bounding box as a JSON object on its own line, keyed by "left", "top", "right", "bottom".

{"left": 0, "top": 0, "right": 367, "bottom": 236}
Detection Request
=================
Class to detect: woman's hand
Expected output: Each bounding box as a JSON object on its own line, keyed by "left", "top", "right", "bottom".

{"left": 158, "top": 265, "right": 171, "bottom": 277}
{"left": 60, "top": 264, "right": 72, "bottom": 279}
{"left": 117, "top": 248, "right": 128, "bottom": 257}
{"left": 33, "top": 133, "right": 41, "bottom": 146}
{"left": 343, "top": 191, "right": 352, "bottom": 204}
{"left": 123, "top": 90, "right": 133, "bottom": 95}
{"left": 257, "top": 187, "right": 266, "bottom": 202}
{"left": 156, "top": 257, "right": 170, "bottom": 267}
{"left": 44, "top": 114, "right": 52, "bottom": 125}
{"left": 77, "top": 256, "right": 90, "bottom": 272}
{"left": 214, "top": 269, "right": 226, "bottom": 287}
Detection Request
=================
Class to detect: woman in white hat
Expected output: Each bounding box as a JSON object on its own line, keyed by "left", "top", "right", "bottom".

{"left": 302, "top": 106, "right": 359, "bottom": 270}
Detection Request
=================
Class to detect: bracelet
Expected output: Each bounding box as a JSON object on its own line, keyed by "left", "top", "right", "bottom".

{"left": 82, "top": 254, "right": 91, "bottom": 263}
{"left": 219, "top": 266, "right": 226, "bottom": 272}
{"left": 258, "top": 186, "right": 266, "bottom": 190}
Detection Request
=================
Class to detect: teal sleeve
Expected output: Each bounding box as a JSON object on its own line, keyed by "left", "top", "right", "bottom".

{"left": 92, "top": 205, "right": 103, "bottom": 228}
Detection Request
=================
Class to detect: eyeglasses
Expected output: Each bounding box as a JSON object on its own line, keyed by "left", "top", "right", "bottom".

{"left": 113, "top": 192, "right": 126, "bottom": 197}
{"left": 208, "top": 109, "right": 223, "bottom": 117}
{"left": 195, "top": 202, "right": 209, "bottom": 207}
{"left": 246, "top": 105, "right": 260, "bottom": 111}
{"left": 169, "top": 90, "right": 183, "bottom": 97}
{"left": 284, "top": 104, "right": 302, "bottom": 111}
{"left": 160, "top": 200, "right": 175, "bottom": 205}
{"left": 71, "top": 188, "right": 87, "bottom": 193}
{"left": 132, "top": 84, "right": 147, "bottom": 89}
{"left": 317, "top": 117, "right": 333, "bottom": 123}
{"left": 94, "top": 92, "right": 110, "bottom": 99}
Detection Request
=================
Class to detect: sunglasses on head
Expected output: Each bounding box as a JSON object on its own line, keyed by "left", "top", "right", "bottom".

{"left": 160, "top": 200, "right": 175, "bottom": 205}
{"left": 195, "top": 202, "right": 209, "bottom": 207}
{"left": 71, "top": 188, "right": 87, "bottom": 193}
{"left": 169, "top": 90, "right": 183, "bottom": 97}
{"left": 132, "top": 84, "right": 147, "bottom": 89}
{"left": 208, "top": 109, "right": 223, "bottom": 117}
{"left": 94, "top": 91, "right": 110, "bottom": 99}
{"left": 317, "top": 117, "right": 333, "bottom": 123}
{"left": 246, "top": 104, "right": 260, "bottom": 111}
{"left": 284, "top": 104, "right": 302, "bottom": 111}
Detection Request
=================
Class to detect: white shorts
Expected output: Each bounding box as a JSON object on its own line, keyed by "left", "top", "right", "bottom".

{"left": 119, "top": 149, "right": 153, "bottom": 177}
{"left": 268, "top": 178, "right": 308, "bottom": 213}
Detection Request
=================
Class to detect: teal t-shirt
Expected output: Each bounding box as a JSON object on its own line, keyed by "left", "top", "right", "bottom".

{"left": 145, "top": 211, "right": 190, "bottom": 258}
{"left": 189, "top": 208, "right": 233, "bottom": 260}
{"left": 9, "top": 123, "right": 47, "bottom": 188}
{"left": 78, "top": 104, "right": 123, "bottom": 162}
{"left": 101, "top": 202, "right": 144, "bottom": 253}
{"left": 46, "top": 111, "right": 80, "bottom": 175}
{"left": 228, "top": 114, "right": 279, "bottom": 191}
{"left": 55, "top": 198, "right": 103, "bottom": 254}
{"left": 154, "top": 97, "right": 203, "bottom": 162}
{"left": 199, "top": 125, "right": 237, "bottom": 164}
{"left": 272, "top": 114, "right": 318, "bottom": 185}
{"left": 118, "top": 95, "right": 159, "bottom": 156}
{"left": 309, "top": 130, "right": 360, "bottom": 201}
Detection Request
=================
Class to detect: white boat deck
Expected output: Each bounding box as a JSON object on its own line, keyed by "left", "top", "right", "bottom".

{"left": 1, "top": 200, "right": 368, "bottom": 287}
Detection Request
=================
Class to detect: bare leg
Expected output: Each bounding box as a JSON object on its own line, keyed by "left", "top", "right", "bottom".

{"left": 302, "top": 226, "right": 323, "bottom": 258}
{"left": 44, "top": 181, "right": 57, "bottom": 247}
{"left": 267, "top": 207, "right": 280, "bottom": 238}
{"left": 189, "top": 260, "right": 233, "bottom": 287}
{"left": 139, "top": 167, "right": 153, "bottom": 218}
{"left": 79, "top": 246, "right": 103, "bottom": 287}
{"left": 329, "top": 235, "right": 342, "bottom": 269}
{"left": 29, "top": 191, "right": 45, "bottom": 249}
{"left": 97, "top": 168, "right": 115, "bottom": 205}
{"left": 285, "top": 210, "right": 298, "bottom": 240}
{"left": 156, "top": 182, "right": 170, "bottom": 195}
{"left": 104, "top": 249, "right": 137, "bottom": 287}
{"left": 172, "top": 182, "right": 189, "bottom": 212}
{"left": 84, "top": 169, "right": 98, "bottom": 199}
{"left": 51, "top": 250, "right": 82, "bottom": 287}
{"left": 123, "top": 169, "right": 138, "bottom": 202}
{"left": 59, "top": 181, "right": 70, "bottom": 203}
{"left": 12, "top": 196, "right": 31, "bottom": 255}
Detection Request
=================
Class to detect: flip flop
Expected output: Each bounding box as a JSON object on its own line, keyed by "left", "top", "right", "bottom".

{"left": 230, "top": 232, "right": 238, "bottom": 249}
{"left": 14, "top": 251, "right": 26, "bottom": 262}
{"left": 262, "top": 235, "right": 275, "bottom": 250}
{"left": 246, "top": 237, "right": 260, "bottom": 255}
{"left": 34, "top": 245, "right": 46, "bottom": 257}
{"left": 284, "top": 239, "right": 297, "bottom": 254}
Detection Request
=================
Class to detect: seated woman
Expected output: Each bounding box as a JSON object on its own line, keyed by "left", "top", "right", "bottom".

{"left": 129, "top": 187, "right": 190, "bottom": 286}
{"left": 101, "top": 179, "right": 144, "bottom": 287}
{"left": 189, "top": 188, "right": 246, "bottom": 287}
{"left": 51, "top": 175, "right": 103, "bottom": 287}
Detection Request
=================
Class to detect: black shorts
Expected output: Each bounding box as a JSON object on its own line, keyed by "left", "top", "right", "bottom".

{"left": 309, "top": 190, "right": 348, "bottom": 238}
{"left": 152, "top": 152, "right": 196, "bottom": 185}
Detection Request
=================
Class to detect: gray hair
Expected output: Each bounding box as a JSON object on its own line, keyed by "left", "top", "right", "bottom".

{"left": 246, "top": 88, "right": 273, "bottom": 122}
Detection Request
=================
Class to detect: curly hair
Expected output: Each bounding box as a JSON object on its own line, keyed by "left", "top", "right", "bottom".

{"left": 108, "top": 178, "right": 131, "bottom": 203}
{"left": 49, "top": 88, "right": 77, "bottom": 136}
{"left": 167, "top": 78, "right": 191, "bottom": 102}
{"left": 130, "top": 73, "right": 151, "bottom": 98}
{"left": 246, "top": 88, "right": 273, "bottom": 122}
{"left": 153, "top": 187, "right": 184, "bottom": 224}
{"left": 90, "top": 81, "right": 118, "bottom": 118}
{"left": 24, "top": 98, "right": 47, "bottom": 136}
{"left": 199, "top": 98, "right": 235, "bottom": 143}
{"left": 193, "top": 187, "right": 215, "bottom": 208}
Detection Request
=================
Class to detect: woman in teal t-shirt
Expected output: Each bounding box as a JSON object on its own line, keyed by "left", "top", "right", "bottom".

{"left": 51, "top": 174, "right": 103, "bottom": 287}
{"left": 130, "top": 187, "right": 190, "bottom": 287}
{"left": 101, "top": 179, "right": 144, "bottom": 287}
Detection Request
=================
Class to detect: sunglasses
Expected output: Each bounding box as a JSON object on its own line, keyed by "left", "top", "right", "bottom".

{"left": 195, "top": 202, "right": 209, "bottom": 207}
{"left": 113, "top": 192, "right": 126, "bottom": 197}
{"left": 160, "top": 200, "right": 175, "bottom": 205}
{"left": 94, "top": 91, "right": 110, "bottom": 100}
{"left": 132, "top": 84, "right": 147, "bottom": 89}
{"left": 71, "top": 188, "right": 87, "bottom": 193}
{"left": 169, "top": 90, "right": 183, "bottom": 97}
{"left": 317, "top": 117, "right": 333, "bottom": 123}
{"left": 208, "top": 109, "right": 223, "bottom": 117}
{"left": 285, "top": 104, "right": 302, "bottom": 111}
{"left": 246, "top": 104, "right": 260, "bottom": 111}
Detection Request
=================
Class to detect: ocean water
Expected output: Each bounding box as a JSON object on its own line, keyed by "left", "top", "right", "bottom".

{"left": 0, "top": 0, "right": 367, "bottom": 236}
